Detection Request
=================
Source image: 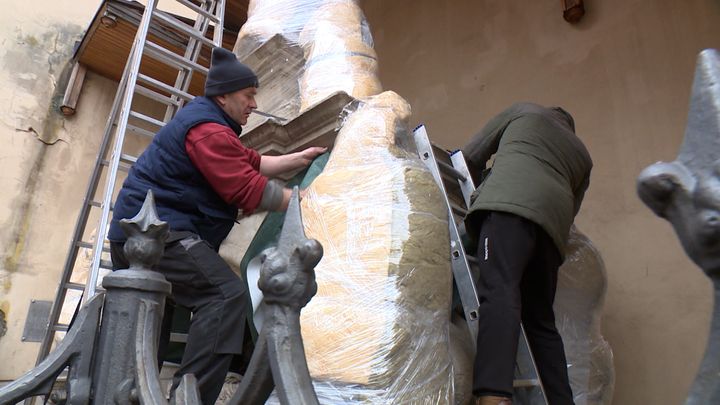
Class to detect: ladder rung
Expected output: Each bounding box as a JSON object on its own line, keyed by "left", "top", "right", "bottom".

{"left": 122, "top": 154, "right": 137, "bottom": 164}
{"left": 137, "top": 73, "right": 194, "bottom": 103}
{"left": 174, "top": 0, "right": 220, "bottom": 24}
{"left": 53, "top": 324, "right": 70, "bottom": 333}
{"left": 170, "top": 332, "right": 188, "bottom": 343}
{"left": 76, "top": 240, "right": 111, "bottom": 253}
{"left": 76, "top": 240, "right": 93, "bottom": 249}
{"left": 450, "top": 203, "right": 467, "bottom": 217}
{"left": 102, "top": 160, "right": 133, "bottom": 173}
{"left": 127, "top": 123, "right": 157, "bottom": 139}
{"left": 143, "top": 41, "right": 209, "bottom": 76}
{"left": 89, "top": 200, "right": 102, "bottom": 208}
{"left": 120, "top": 153, "right": 138, "bottom": 165}
{"left": 129, "top": 110, "right": 166, "bottom": 129}
{"left": 441, "top": 175, "right": 466, "bottom": 198}
{"left": 65, "top": 282, "right": 85, "bottom": 291}
{"left": 153, "top": 11, "right": 216, "bottom": 49}
{"left": 513, "top": 378, "right": 541, "bottom": 388}
{"left": 438, "top": 159, "right": 467, "bottom": 182}
{"left": 134, "top": 84, "right": 183, "bottom": 107}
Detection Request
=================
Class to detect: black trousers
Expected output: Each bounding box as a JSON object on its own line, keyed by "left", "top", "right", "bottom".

{"left": 111, "top": 232, "right": 247, "bottom": 405}
{"left": 472, "top": 211, "right": 574, "bottom": 405}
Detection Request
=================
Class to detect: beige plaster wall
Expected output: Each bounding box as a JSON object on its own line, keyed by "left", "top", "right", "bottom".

{"left": 362, "top": 0, "right": 720, "bottom": 404}
{"left": 0, "top": 0, "right": 114, "bottom": 379}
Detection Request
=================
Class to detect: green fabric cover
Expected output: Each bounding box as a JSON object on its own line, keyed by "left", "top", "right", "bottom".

{"left": 239, "top": 152, "right": 330, "bottom": 339}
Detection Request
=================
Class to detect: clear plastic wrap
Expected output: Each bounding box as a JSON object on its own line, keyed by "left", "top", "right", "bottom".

{"left": 293, "top": 91, "right": 455, "bottom": 403}
{"left": 233, "top": 0, "right": 381, "bottom": 126}
{"left": 234, "top": 2, "right": 451, "bottom": 401}
{"left": 296, "top": 0, "right": 381, "bottom": 111}
{"left": 555, "top": 226, "right": 615, "bottom": 405}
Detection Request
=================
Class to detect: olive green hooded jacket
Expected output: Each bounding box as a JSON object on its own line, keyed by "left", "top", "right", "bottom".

{"left": 462, "top": 102, "right": 592, "bottom": 259}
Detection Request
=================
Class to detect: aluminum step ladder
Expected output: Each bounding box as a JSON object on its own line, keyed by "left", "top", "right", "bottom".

{"left": 35, "top": 0, "right": 226, "bottom": 367}
{"left": 413, "top": 125, "right": 549, "bottom": 404}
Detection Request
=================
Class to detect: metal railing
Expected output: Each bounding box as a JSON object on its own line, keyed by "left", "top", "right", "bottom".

{"left": 0, "top": 188, "right": 321, "bottom": 404}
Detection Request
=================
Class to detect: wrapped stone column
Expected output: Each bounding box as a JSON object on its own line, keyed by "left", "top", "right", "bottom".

{"left": 297, "top": 0, "right": 382, "bottom": 111}
{"left": 299, "top": 91, "right": 454, "bottom": 403}
{"left": 233, "top": 0, "right": 382, "bottom": 117}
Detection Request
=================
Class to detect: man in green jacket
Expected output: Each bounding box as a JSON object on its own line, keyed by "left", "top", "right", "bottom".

{"left": 463, "top": 102, "right": 592, "bottom": 405}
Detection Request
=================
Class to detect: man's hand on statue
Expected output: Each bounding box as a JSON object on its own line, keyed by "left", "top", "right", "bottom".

{"left": 297, "top": 146, "right": 327, "bottom": 166}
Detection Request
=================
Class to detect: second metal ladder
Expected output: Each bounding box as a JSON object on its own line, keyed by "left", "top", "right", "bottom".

{"left": 35, "top": 0, "right": 227, "bottom": 367}
{"left": 414, "top": 125, "right": 549, "bottom": 404}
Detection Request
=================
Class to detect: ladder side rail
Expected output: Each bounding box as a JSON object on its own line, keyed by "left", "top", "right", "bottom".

{"left": 83, "top": 0, "right": 160, "bottom": 303}
{"left": 159, "top": 0, "right": 226, "bottom": 122}
{"left": 35, "top": 39, "right": 143, "bottom": 365}
{"left": 213, "top": 0, "right": 226, "bottom": 47}
{"left": 161, "top": 0, "right": 218, "bottom": 122}
{"left": 155, "top": 1, "right": 226, "bottom": 348}
{"left": 413, "top": 125, "right": 481, "bottom": 343}
{"left": 449, "top": 146, "right": 550, "bottom": 405}
{"left": 175, "top": 0, "right": 219, "bottom": 23}
{"left": 37, "top": 0, "right": 228, "bottom": 368}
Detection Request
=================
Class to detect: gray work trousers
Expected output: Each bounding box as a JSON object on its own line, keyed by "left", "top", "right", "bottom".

{"left": 111, "top": 232, "right": 247, "bottom": 405}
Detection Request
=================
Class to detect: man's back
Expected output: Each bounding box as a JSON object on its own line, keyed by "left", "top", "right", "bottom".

{"left": 463, "top": 103, "right": 592, "bottom": 257}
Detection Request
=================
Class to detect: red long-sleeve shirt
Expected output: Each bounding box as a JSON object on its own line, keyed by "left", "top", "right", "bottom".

{"left": 185, "top": 122, "right": 267, "bottom": 214}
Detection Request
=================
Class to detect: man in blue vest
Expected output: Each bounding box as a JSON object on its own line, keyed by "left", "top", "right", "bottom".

{"left": 108, "top": 47, "right": 325, "bottom": 404}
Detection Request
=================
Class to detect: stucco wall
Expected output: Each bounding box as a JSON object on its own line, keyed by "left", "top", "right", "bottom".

{"left": 362, "top": 0, "right": 720, "bottom": 404}
{"left": 0, "top": 0, "right": 110, "bottom": 378}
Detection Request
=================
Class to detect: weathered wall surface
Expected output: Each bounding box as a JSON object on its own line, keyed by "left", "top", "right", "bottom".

{"left": 362, "top": 0, "right": 720, "bottom": 404}
{"left": 0, "top": 0, "right": 112, "bottom": 378}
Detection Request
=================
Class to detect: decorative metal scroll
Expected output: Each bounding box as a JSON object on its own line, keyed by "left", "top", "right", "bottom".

{"left": 637, "top": 48, "right": 720, "bottom": 405}
{"left": 0, "top": 188, "right": 322, "bottom": 404}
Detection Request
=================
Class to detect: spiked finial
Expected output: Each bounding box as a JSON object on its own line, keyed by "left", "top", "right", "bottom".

{"left": 119, "top": 190, "right": 169, "bottom": 269}
{"left": 257, "top": 186, "right": 321, "bottom": 308}
{"left": 678, "top": 49, "right": 720, "bottom": 174}
{"left": 277, "top": 187, "right": 306, "bottom": 250}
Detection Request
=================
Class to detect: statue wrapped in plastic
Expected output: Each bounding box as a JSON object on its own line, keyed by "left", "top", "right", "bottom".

{"left": 298, "top": 91, "right": 455, "bottom": 403}
{"left": 555, "top": 226, "right": 615, "bottom": 405}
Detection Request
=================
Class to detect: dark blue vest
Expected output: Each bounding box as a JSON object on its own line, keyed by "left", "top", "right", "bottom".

{"left": 108, "top": 97, "right": 242, "bottom": 250}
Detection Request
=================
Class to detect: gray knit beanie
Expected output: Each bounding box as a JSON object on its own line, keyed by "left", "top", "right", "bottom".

{"left": 204, "top": 47, "right": 258, "bottom": 97}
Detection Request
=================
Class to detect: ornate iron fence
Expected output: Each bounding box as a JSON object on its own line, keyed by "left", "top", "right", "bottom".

{"left": 0, "top": 188, "right": 321, "bottom": 405}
